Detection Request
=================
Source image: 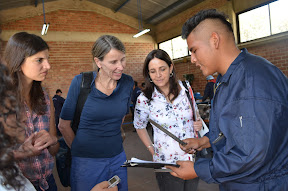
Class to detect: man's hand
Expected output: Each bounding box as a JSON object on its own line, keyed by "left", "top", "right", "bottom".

{"left": 181, "top": 136, "right": 211, "bottom": 154}
{"left": 90, "top": 181, "right": 118, "bottom": 191}
{"left": 166, "top": 161, "right": 198, "bottom": 180}
{"left": 33, "top": 130, "right": 58, "bottom": 150}
{"left": 181, "top": 138, "right": 201, "bottom": 154}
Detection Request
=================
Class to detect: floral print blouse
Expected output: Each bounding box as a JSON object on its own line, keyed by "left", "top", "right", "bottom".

{"left": 134, "top": 81, "right": 196, "bottom": 163}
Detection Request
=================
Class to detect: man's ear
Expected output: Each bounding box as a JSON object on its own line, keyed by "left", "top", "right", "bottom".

{"left": 211, "top": 32, "right": 220, "bottom": 49}
{"left": 94, "top": 57, "right": 101, "bottom": 69}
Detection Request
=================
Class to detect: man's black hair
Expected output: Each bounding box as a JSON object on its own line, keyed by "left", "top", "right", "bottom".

{"left": 56, "top": 89, "right": 62, "bottom": 94}
{"left": 182, "top": 9, "right": 233, "bottom": 39}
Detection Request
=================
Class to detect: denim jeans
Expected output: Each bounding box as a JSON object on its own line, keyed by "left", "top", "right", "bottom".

{"left": 71, "top": 151, "right": 128, "bottom": 191}
{"left": 156, "top": 172, "right": 199, "bottom": 191}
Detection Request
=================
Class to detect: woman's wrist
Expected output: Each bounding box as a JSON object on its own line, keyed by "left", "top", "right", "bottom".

{"left": 147, "top": 144, "right": 154, "bottom": 150}
{"left": 49, "top": 138, "right": 59, "bottom": 147}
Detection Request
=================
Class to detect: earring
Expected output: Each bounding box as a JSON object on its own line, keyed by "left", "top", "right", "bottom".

{"left": 149, "top": 78, "right": 153, "bottom": 83}
{"left": 170, "top": 72, "right": 174, "bottom": 77}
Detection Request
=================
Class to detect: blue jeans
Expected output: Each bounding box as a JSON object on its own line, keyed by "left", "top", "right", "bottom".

{"left": 71, "top": 151, "right": 128, "bottom": 191}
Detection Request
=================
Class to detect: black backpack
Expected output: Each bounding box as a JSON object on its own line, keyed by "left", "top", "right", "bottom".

{"left": 56, "top": 71, "right": 94, "bottom": 187}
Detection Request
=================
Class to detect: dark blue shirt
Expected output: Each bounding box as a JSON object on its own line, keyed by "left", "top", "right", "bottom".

{"left": 202, "top": 82, "right": 214, "bottom": 102}
{"left": 60, "top": 72, "right": 134, "bottom": 158}
{"left": 52, "top": 95, "right": 65, "bottom": 117}
{"left": 195, "top": 49, "right": 288, "bottom": 190}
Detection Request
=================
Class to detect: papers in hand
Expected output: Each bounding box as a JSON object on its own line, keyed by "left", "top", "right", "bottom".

{"left": 121, "top": 157, "right": 179, "bottom": 169}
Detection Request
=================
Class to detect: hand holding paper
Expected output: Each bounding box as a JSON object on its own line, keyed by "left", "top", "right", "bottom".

{"left": 166, "top": 161, "right": 198, "bottom": 180}
{"left": 193, "top": 119, "right": 202, "bottom": 132}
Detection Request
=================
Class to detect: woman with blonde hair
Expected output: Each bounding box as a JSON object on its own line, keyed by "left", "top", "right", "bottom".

{"left": 59, "top": 35, "right": 133, "bottom": 191}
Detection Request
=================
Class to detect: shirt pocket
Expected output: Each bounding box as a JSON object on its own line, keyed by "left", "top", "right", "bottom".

{"left": 231, "top": 115, "right": 255, "bottom": 154}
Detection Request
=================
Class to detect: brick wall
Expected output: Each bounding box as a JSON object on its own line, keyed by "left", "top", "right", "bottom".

{"left": 1, "top": 9, "right": 154, "bottom": 97}
{"left": 174, "top": 59, "right": 212, "bottom": 95}
{"left": 154, "top": 0, "right": 288, "bottom": 96}
{"left": 1, "top": 10, "right": 138, "bottom": 34}
{"left": 246, "top": 39, "right": 288, "bottom": 77}
{"left": 1, "top": 1, "right": 287, "bottom": 99}
{"left": 174, "top": 37, "right": 288, "bottom": 96}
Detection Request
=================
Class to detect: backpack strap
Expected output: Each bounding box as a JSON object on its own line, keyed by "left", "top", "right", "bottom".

{"left": 182, "top": 80, "right": 196, "bottom": 121}
{"left": 71, "top": 71, "right": 94, "bottom": 134}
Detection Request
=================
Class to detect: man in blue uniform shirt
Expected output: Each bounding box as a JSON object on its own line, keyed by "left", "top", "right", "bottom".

{"left": 167, "top": 9, "right": 288, "bottom": 191}
{"left": 53, "top": 89, "right": 65, "bottom": 136}
{"left": 202, "top": 75, "right": 215, "bottom": 103}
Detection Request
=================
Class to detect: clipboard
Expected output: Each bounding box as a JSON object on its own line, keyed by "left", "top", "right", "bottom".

{"left": 121, "top": 157, "right": 180, "bottom": 169}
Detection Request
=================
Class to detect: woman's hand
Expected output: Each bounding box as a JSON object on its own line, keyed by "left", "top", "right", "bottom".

{"left": 33, "top": 130, "right": 58, "bottom": 150}
{"left": 14, "top": 133, "right": 42, "bottom": 159}
{"left": 147, "top": 144, "right": 155, "bottom": 156}
{"left": 193, "top": 120, "right": 202, "bottom": 132}
{"left": 135, "top": 128, "right": 155, "bottom": 156}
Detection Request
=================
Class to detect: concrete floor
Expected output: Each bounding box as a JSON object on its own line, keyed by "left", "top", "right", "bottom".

{"left": 53, "top": 120, "right": 219, "bottom": 191}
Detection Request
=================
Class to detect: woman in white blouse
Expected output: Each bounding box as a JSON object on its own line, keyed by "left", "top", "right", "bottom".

{"left": 134, "top": 49, "right": 202, "bottom": 191}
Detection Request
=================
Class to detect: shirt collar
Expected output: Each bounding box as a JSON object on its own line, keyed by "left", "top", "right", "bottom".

{"left": 216, "top": 48, "right": 247, "bottom": 84}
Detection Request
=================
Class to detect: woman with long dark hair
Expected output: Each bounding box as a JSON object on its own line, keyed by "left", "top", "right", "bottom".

{"left": 4, "top": 32, "right": 59, "bottom": 191}
{"left": 134, "top": 49, "right": 202, "bottom": 191}
{"left": 0, "top": 62, "right": 36, "bottom": 191}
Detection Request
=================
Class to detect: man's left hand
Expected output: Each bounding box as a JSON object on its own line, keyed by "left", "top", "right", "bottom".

{"left": 166, "top": 161, "right": 198, "bottom": 180}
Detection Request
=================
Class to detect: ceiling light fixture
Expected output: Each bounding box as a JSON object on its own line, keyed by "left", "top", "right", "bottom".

{"left": 133, "top": 0, "right": 150, "bottom": 38}
{"left": 41, "top": 0, "right": 49, "bottom": 35}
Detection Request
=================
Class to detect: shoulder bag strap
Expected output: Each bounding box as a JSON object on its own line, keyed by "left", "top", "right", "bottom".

{"left": 182, "top": 81, "right": 196, "bottom": 121}
{"left": 71, "top": 71, "right": 94, "bottom": 134}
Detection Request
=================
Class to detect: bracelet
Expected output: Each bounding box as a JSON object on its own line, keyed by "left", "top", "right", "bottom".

{"left": 147, "top": 144, "right": 154, "bottom": 150}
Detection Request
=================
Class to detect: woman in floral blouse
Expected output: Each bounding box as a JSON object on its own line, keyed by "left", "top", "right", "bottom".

{"left": 134, "top": 49, "right": 202, "bottom": 191}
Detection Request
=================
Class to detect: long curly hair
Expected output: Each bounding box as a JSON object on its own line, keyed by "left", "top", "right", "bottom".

{"left": 3, "top": 32, "right": 49, "bottom": 115}
{"left": 0, "top": 63, "right": 25, "bottom": 190}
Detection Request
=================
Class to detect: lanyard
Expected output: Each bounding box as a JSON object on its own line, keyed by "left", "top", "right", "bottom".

{"left": 213, "top": 82, "right": 222, "bottom": 95}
